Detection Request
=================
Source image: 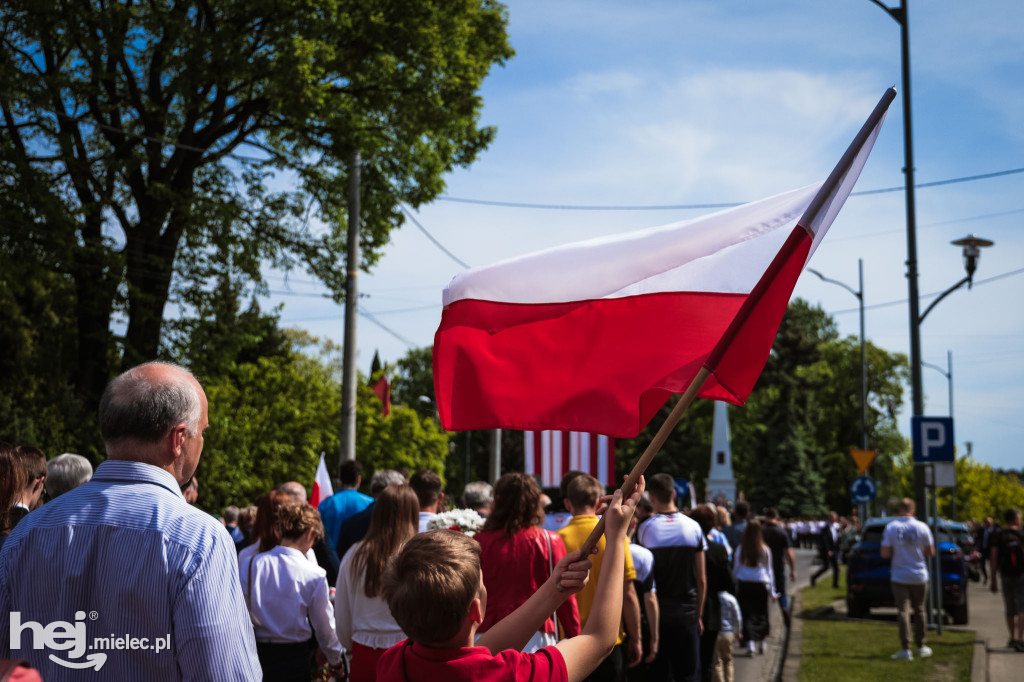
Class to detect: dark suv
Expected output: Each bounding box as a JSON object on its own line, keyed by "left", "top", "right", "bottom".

{"left": 845, "top": 517, "right": 969, "bottom": 624}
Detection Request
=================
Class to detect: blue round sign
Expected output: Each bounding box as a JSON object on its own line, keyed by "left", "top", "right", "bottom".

{"left": 850, "top": 475, "right": 877, "bottom": 504}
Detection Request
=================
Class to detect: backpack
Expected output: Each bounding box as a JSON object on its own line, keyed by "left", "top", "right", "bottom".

{"left": 999, "top": 529, "right": 1024, "bottom": 576}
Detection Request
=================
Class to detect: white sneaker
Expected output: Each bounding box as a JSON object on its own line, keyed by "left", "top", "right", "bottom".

{"left": 891, "top": 649, "right": 913, "bottom": 661}
{"left": 918, "top": 646, "right": 933, "bottom": 658}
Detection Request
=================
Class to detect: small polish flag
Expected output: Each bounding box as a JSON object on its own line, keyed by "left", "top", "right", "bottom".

{"left": 310, "top": 453, "right": 334, "bottom": 509}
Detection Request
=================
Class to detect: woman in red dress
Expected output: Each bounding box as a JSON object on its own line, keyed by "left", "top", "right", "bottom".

{"left": 474, "top": 472, "right": 580, "bottom": 651}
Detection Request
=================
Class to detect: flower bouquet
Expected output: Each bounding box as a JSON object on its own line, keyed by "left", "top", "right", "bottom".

{"left": 427, "top": 508, "right": 485, "bottom": 537}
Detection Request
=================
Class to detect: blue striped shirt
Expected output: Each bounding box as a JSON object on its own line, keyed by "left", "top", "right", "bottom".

{"left": 0, "top": 460, "right": 261, "bottom": 680}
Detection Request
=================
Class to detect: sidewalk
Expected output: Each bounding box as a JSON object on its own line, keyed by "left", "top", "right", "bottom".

{"left": 966, "top": 578, "right": 1018, "bottom": 682}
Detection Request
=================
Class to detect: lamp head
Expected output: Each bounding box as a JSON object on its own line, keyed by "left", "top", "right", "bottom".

{"left": 951, "top": 233, "right": 994, "bottom": 282}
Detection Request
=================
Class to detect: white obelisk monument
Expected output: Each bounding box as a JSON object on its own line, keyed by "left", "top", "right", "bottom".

{"left": 706, "top": 401, "right": 737, "bottom": 505}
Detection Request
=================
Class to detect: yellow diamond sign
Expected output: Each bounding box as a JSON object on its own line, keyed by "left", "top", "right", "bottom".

{"left": 850, "top": 448, "right": 877, "bottom": 475}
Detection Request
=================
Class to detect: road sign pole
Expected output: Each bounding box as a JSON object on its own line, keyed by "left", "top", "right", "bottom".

{"left": 932, "top": 479, "right": 943, "bottom": 634}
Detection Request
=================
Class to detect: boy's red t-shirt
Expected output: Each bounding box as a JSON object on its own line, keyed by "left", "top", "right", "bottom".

{"left": 376, "top": 640, "right": 568, "bottom": 681}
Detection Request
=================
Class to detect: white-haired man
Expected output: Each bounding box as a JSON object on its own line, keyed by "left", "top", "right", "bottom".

{"left": 45, "top": 453, "right": 93, "bottom": 499}
{"left": 0, "top": 361, "right": 260, "bottom": 679}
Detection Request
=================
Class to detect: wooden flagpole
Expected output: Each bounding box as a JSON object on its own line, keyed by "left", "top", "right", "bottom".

{"left": 577, "top": 366, "right": 712, "bottom": 557}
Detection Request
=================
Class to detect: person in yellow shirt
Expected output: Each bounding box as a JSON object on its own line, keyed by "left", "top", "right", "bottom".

{"left": 558, "top": 474, "right": 642, "bottom": 680}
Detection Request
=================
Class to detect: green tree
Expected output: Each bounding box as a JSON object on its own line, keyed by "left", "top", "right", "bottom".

{"left": 164, "top": 274, "right": 291, "bottom": 381}
{"left": 390, "top": 346, "right": 436, "bottom": 412}
{"left": 353, "top": 379, "right": 449, "bottom": 487}
{"left": 0, "top": 0, "right": 514, "bottom": 423}
{"left": 943, "top": 455, "right": 1024, "bottom": 521}
{"left": 196, "top": 337, "right": 449, "bottom": 512}
{"left": 799, "top": 336, "right": 910, "bottom": 512}
{"left": 729, "top": 299, "right": 909, "bottom": 517}
{"left": 616, "top": 397, "right": 714, "bottom": 499}
{"left": 198, "top": 352, "right": 341, "bottom": 511}
{"left": 0, "top": 246, "right": 99, "bottom": 458}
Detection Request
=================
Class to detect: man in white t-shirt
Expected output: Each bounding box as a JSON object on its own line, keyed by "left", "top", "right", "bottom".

{"left": 880, "top": 498, "right": 935, "bottom": 661}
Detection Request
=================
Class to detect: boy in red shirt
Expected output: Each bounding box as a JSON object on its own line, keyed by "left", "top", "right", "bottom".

{"left": 377, "top": 477, "right": 645, "bottom": 682}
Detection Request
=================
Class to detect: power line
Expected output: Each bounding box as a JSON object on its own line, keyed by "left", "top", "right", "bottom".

{"left": 827, "top": 207, "right": 1024, "bottom": 243}
{"left": 28, "top": 111, "right": 1024, "bottom": 214}
{"left": 357, "top": 306, "right": 418, "bottom": 347}
{"left": 438, "top": 166, "right": 1024, "bottom": 212}
{"left": 829, "top": 266, "right": 1024, "bottom": 315}
{"left": 400, "top": 205, "right": 470, "bottom": 269}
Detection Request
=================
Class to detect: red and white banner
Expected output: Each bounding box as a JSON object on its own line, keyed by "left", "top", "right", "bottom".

{"left": 310, "top": 453, "right": 334, "bottom": 509}
{"left": 434, "top": 89, "right": 894, "bottom": 437}
{"left": 524, "top": 431, "right": 616, "bottom": 488}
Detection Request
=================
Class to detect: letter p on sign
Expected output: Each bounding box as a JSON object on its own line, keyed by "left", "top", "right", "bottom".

{"left": 912, "top": 416, "right": 955, "bottom": 463}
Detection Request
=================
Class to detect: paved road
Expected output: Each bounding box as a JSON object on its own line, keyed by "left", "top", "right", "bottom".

{"left": 731, "top": 547, "right": 819, "bottom": 681}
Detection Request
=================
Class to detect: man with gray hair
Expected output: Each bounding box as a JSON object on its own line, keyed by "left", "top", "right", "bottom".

{"left": 0, "top": 361, "right": 260, "bottom": 679}
{"left": 223, "top": 505, "right": 244, "bottom": 544}
{"left": 46, "top": 453, "right": 93, "bottom": 499}
{"left": 274, "top": 480, "right": 340, "bottom": 585}
{"left": 336, "top": 468, "right": 407, "bottom": 558}
{"left": 461, "top": 480, "right": 494, "bottom": 517}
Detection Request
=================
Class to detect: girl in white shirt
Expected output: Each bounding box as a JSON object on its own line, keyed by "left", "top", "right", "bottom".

{"left": 335, "top": 483, "right": 418, "bottom": 682}
{"left": 732, "top": 520, "right": 777, "bottom": 656}
{"left": 241, "top": 501, "right": 345, "bottom": 682}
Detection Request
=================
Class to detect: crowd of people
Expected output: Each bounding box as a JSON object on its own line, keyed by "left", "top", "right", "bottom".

{"left": 2, "top": 361, "right": 1021, "bottom": 681}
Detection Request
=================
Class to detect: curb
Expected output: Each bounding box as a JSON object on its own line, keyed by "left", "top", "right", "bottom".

{"left": 971, "top": 635, "right": 987, "bottom": 682}
{"left": 779, "top": 590, "right": 802, "bottom": 682}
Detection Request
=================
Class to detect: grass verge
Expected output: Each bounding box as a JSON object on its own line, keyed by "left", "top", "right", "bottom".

{"left": 801, "top": 565, "right": 847, "bottom": 611}
{"left": 797, "top": 620, "right": 974, "bottom": 682}
{"left": 796, "top": 571, "right": 974, "bottom": 682}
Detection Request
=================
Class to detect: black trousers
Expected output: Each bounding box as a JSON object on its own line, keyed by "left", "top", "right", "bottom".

{"left": 737, "top": 581, "right": 770, "bottom": 643}
{"left": 699, "top": 627, "right": 719, "bottom": 682}
{"left": 811, "top": 553, "right": 839, "bottom": 588}
{"left": 650, "top": 611, "right": 701, "bottom": 682}
{"left": 256, "top": 639, "right": 315, "bottom": 682}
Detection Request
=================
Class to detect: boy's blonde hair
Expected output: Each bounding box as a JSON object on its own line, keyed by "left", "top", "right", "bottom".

{"left": 565, "top": 473, "right": 604, "bottom": 511}
{"left": 383, "top": 530, "right": 481, "bottom": 645}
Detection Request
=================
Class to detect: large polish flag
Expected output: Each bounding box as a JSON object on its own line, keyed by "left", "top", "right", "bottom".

{"left": 434, "top": 89, "right": 895, "bottom": 437}
{"left": 525, "top": 431, "right": 616, "bottom": 488}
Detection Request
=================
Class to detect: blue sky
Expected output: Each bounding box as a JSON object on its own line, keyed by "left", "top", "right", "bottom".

{"left": 267, "top": 1, "right": 1024, "bottom": 472}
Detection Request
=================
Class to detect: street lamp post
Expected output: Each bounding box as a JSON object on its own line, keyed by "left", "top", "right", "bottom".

{"left": 807, "top": 259, "right": 868, "bottom": 451}
{"left": 922, "top": 350, "right": 954, "bottom": 519}
{"left": 921, "top": 350, "right": 953, "bottom": 420}
{"left": 866, "top": 0, "right": 926, "bottom": 511}
{"left": 866, "top": 0, "right": 993, "bottom": 629}
{"left": 808, "top": 259, "right": 869, "bottom": 523}
{"left": 913, "top": 235, "right": 992, "bottom": 628}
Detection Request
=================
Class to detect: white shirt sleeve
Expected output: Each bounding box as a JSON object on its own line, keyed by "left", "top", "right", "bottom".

{"left": 309, "top": 574, "right": 343, "bottom": 664}
{"left": 335, "top": 553, "right": 354, "bottom": 649}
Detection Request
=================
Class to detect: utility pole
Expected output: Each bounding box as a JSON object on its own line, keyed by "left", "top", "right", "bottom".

{"left": 339, "top": 149, "right": 361, "bottom": 469}
{"left": 489, "top": 429, "right": 502, "bottom": 483}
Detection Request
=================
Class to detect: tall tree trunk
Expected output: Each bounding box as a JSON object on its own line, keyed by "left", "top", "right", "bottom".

{"left": 122, "top": 226, "right": 178, "bottom": 369}
{"left": 73, "top": 212, "right": 118, "bottom": 412}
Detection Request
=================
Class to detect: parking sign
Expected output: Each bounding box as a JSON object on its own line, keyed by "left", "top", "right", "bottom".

{"left": 911, "top": 416, "right": 955, "bottom": 463}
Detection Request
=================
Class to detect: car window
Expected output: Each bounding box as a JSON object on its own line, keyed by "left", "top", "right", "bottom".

{"left": 862, "top": 527, "right": 885, "bottom": 544}
{"left": 936, "top": 528, "right": 970, "bottom": 546}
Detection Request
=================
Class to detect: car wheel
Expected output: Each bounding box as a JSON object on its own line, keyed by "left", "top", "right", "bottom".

{"left": 847, "top": 595, "right": 869, "bottom": 619}
{"left": 950, "top": 595, "right": 969, "bottom": 625}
